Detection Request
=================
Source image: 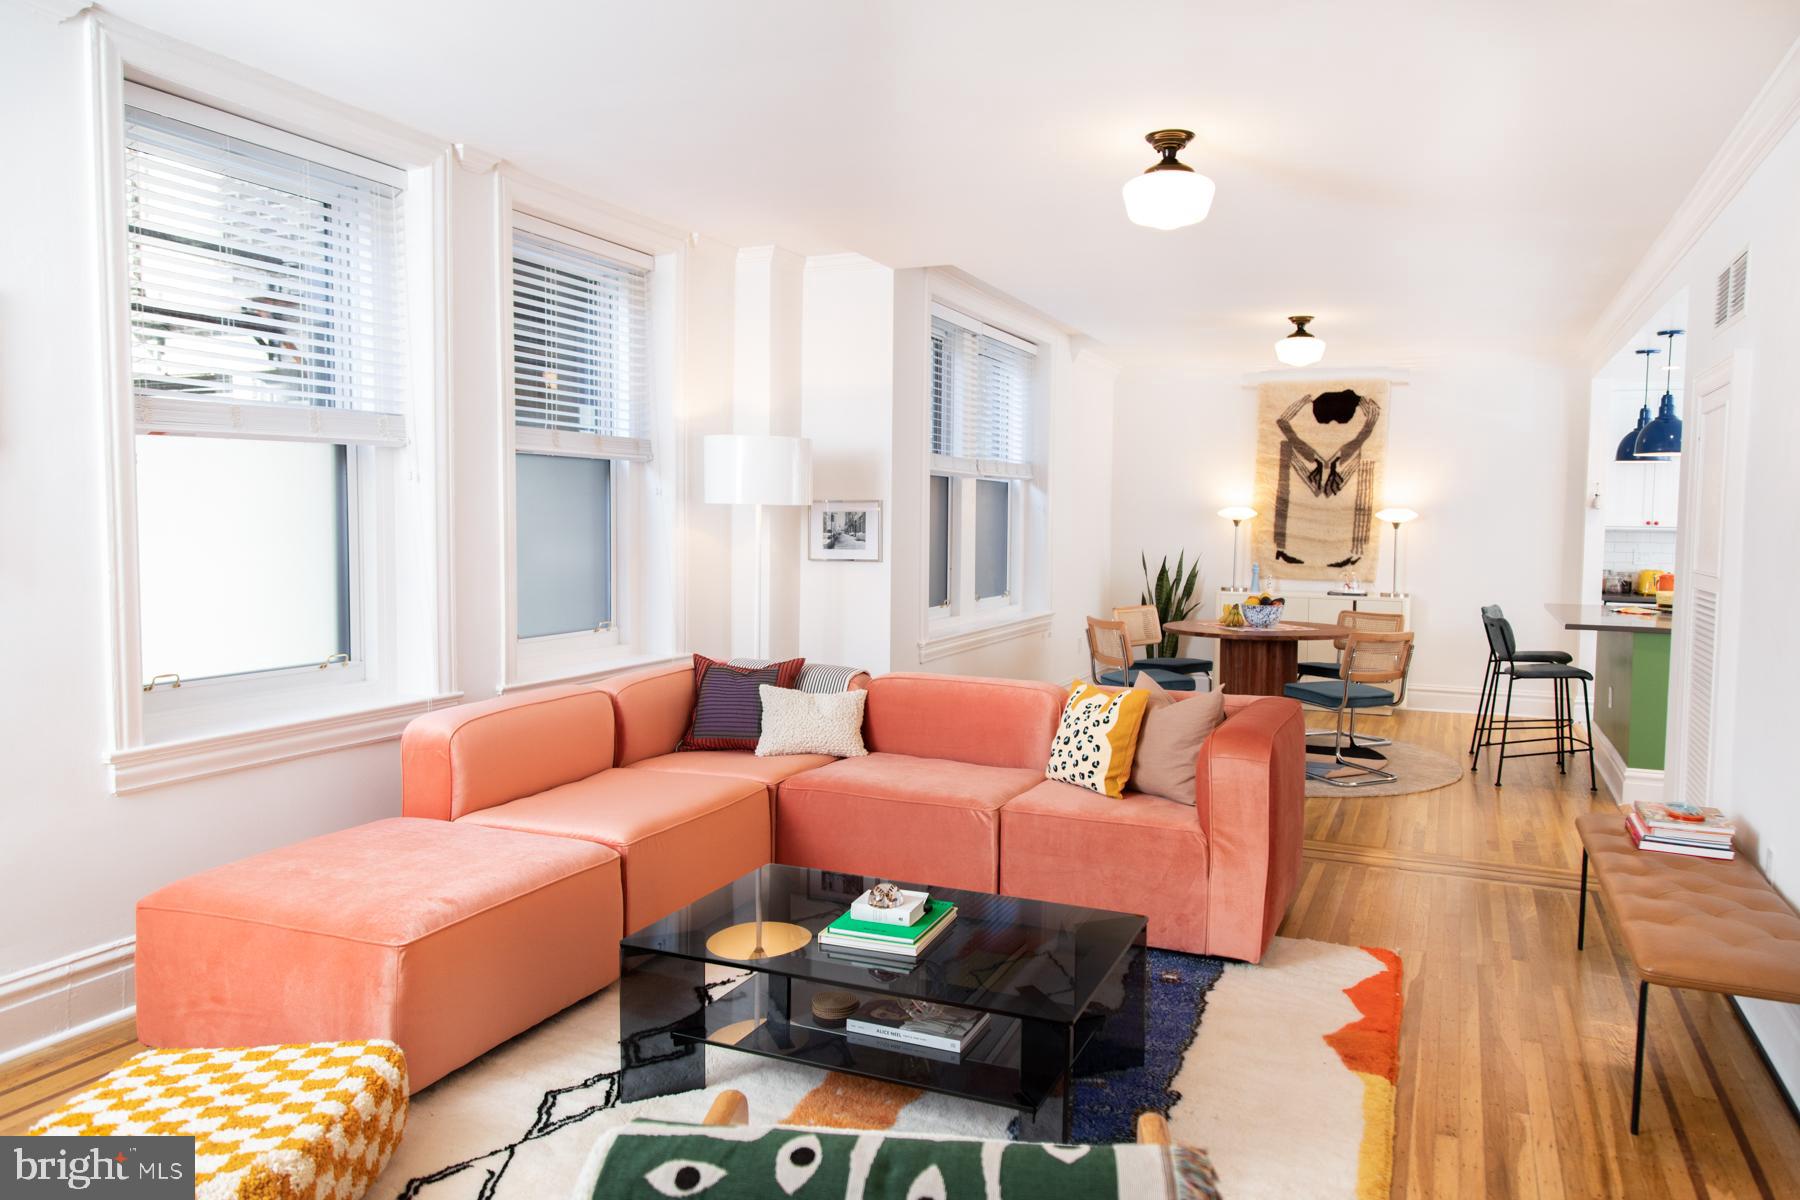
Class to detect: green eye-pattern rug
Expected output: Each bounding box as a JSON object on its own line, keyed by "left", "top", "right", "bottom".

{"left": 376, "top": 937, "right": 1400, "bottom": 1200}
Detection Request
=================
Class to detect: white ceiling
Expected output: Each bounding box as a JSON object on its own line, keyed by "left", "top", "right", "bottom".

{"left": 102, "top": 0, "right": 1800, "bottom": 367}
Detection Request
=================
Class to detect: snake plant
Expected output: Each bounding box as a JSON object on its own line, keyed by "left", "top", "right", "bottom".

{"left": 1140, "top": 551, "right": 1202, "bottom": 657}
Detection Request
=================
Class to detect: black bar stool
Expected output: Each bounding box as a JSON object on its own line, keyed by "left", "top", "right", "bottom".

{"left": 1469, "top": 604, "right": 1574, "bottom": 759}
{"left": 1474, "top": 610, "right": 1596, "bottom": 789}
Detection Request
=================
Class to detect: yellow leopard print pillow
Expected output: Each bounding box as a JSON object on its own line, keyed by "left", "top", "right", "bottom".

{"left": 1045, "top": 681, "right": 1150, "bottom": 797}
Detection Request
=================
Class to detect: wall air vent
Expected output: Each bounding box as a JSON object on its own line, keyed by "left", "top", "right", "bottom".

{"left": 1714, "top": 250, "right": 1747, "bottom": 328}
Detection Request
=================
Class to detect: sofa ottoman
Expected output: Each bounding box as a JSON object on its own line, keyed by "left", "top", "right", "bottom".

{"left": 136, "top": 817, "right": 623, "bottom": 1091}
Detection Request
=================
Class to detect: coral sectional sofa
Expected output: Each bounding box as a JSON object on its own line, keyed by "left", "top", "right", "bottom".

{"left": 400, "top": 663, "right": 1303, "bottom": 961}
{"left": 137, "top": 660, "right": 1303, "bottom": 1092}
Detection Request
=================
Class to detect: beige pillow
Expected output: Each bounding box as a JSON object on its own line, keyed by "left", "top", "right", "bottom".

{"left": 1127, "top": 674, "right": 1226, "bottom": 803}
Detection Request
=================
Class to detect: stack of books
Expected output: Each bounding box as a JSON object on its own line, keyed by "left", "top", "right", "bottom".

{"left": 817, "top": 898, "right": 957, "bottom": 959}
{"left": 1625, "top": 801, "right": 1736, "bottom": 860}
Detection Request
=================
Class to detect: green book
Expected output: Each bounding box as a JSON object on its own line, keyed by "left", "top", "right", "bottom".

{"left": 825, "top": 900, "right": 955, "bottom": 943}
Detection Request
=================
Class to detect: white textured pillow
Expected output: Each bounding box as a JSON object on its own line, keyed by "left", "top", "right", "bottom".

{"left": 755, "top": 685, "right": 868, "bottom": 758}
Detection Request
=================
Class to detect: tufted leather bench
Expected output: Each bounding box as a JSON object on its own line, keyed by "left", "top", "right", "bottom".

{"left": 1575, "top": 811, "right": 1800, "bottom": 1132}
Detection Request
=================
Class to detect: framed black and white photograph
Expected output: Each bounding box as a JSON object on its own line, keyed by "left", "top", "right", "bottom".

{"left": 810, "top": 500, "right": 882, "bottom": 561}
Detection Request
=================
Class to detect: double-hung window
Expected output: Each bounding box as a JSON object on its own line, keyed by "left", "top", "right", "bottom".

{"left": 123, "top": 85, "right": 408, "bottom": 730}
{"left": 927, "top": 305, "right": 1035, "bottom": 621}
{"left": 508, "top": 215, "right": 653, "bottom": 673}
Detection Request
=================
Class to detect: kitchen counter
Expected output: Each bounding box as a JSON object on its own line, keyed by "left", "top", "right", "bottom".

{"left": 1546, "top": 603, "right": 1671, "bottom": 772}
{"left": 1548, "top": 603, "right": 1672, "bottom": 635}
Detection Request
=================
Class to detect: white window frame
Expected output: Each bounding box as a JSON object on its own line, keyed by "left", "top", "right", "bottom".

{"left": 88, "top": 15, "right": 459, "bottom": 791}
{"left": 497, "top": 175, "right": 686, "bottom": 689}
{"left": 925, "top": 302, "right": 1036, "bottom": 634}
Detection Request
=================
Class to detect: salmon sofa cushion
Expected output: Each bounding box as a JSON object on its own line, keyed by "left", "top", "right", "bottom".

{"left": 459, "top": 767, "right": 769, "bottom": 933}
{"left": 776, "top": 753, "right": 1041, "bottom": 891}
{"left": 1001, "top": 779, "right": 1210, "bottom": 952}
{"left": 864, "top": 674, "right": 1064, "bottom": 769}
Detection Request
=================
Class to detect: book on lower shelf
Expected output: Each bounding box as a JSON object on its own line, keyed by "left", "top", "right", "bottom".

{"left": 845, "top": 997, "right": 990, "bottom": 1055}
{"left": 1625, "top": 804, "right": 1735, "bottom": 860}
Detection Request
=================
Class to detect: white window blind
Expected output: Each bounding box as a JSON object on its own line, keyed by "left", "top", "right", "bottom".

{"left": 930, "top": 306, "right": 1034, "bottom": 480}
{"left": 124, "top": 92, "right": 409, "bottom": 446}
{"left": 511, "top": 218, "right": 653, "bottom": 462}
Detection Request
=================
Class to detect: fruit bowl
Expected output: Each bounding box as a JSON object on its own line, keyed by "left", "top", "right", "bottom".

{"left": 1242, "top": 601, "right": 1285, "bottom": 629}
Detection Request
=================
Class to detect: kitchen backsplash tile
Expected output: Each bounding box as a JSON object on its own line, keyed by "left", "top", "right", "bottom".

{"left": 1603, "top": 528, "right": 1677, "bottom": 573}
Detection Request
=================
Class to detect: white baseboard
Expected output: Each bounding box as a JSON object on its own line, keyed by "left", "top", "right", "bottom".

{"left": 1736, "top": 997, "right": 1800, "bottom": 1116}
{"left": 0, "top": 938, "right": 136, "bottom": 1067}
{"left": 1592, "top": 725, "right": 1665, "bottom": 806}
{"left": 1406, "top": 682, "right": 1556, "bottom": 719}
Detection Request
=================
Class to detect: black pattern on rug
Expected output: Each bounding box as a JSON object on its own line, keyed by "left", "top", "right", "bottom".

{"left": 400, "top": 952, "right": 1227, "bottom": 1196}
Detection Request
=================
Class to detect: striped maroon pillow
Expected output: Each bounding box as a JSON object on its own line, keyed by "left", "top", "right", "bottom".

{"left": 679, "top": 653, "right": 806, "bottom": 751}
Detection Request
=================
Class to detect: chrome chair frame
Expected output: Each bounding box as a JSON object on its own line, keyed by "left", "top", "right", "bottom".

{"left": 1296, "top": 630, "right": 1415, "bottom": 788}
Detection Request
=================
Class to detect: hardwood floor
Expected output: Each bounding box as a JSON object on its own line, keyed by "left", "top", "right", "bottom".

{"left": 2, "top": 708, "right": 1796, "bottom": 1196}
{"left": 1281, "top": 709, "right": 1800, "bottom": 1198}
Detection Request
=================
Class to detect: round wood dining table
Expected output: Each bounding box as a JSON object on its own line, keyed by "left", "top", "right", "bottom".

{"left": 1163, "top": 618, "right": 1345, "bottom": 696}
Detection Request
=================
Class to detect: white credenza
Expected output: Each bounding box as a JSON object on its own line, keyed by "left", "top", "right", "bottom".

{"left": 1213, "top": 588, "right": 1410, "bottom": 626}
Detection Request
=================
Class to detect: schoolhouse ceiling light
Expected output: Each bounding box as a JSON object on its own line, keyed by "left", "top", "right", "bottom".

{"left": 1122, "top": 130, "right": 1215, "bottom": 230}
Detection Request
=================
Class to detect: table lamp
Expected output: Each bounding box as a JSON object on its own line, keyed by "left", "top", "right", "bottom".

{"left": 1218, "top": 506, "right": 1257, "bottom": 590}
{"left": 703, "top": 434, "right": 812, "bottom": 658}
{"left": 1374, "top": 507, "right": 1418, "bottom": 596}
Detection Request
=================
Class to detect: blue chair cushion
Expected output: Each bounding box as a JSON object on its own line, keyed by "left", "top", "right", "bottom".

{"left": 1296, "top": 660, "right": 1340, "bottom": 679}
{"left": 1512, "top": 650, "right": 1574, "bottom": 664}
{"left": 1510, "top": 664, "right": 1593, "bottom": 681}
{"left": 1099, "top": 667, "right": 1197, "bottom": 691}
{"left": 1131, "top": 656, "right": 1212, "bottom": 674}
{"left": 1284, "top": 679, "right": 1396, "bottom": 708}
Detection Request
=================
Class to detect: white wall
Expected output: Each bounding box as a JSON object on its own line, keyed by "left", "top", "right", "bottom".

{"left": 798, "top": 256, "right": 896, "bottom": 671}
{"left": 1107, "top": 359, "right": 1587, "bottom": 710}
{"left": 1594, "top": 100, "right": 1800, "bottom": 1099}
{"left": 0, "top": 3, "right": 735, "bottom": 1058}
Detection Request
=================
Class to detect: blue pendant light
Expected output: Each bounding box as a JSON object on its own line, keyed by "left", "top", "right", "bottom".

{"left": 1635, "top": 328, "right": 1684, "bottom": 459}
{"left": 1616, "top": 347, "right": 1657, "bottom": 461}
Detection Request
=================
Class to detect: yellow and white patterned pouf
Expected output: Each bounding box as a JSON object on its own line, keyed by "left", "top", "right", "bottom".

{"left": 31, "top": 1040, "right": 406, "bottom": 1200}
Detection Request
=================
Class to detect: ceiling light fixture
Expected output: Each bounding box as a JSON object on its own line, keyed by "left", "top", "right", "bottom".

{"left": 1122, "top": 130, "right": 1215, "bottom": 230}
{"left": 1615, "top": 347, "right": 1657, "bottom": 462}
{"left": 1635, "top": 329, "right": 1684, "bottom": 459}
{"left": 1274, "top": 315, "right": 1326, "bottom": 367}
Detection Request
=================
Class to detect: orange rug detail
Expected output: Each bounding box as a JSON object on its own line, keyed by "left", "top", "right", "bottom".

{"left": 783, "top": 1072, "right": 922, "bottom": 1129}
{"left": 1323, "top": 947, "right": 1403, "bottom": 1200}
{"left": 1324, "top": 946, "right": 1403, "bottom": 1082}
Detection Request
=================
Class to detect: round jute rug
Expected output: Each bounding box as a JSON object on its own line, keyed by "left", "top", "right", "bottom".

{"left": 1303, "top": 738, "right": 1466, "bottom": 797}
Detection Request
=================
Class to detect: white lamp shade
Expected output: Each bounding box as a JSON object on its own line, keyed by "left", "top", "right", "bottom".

{"left": 1374, "top": 507, "right": 1418, "bottom": 525}
{"left": 1122, "top": 169, "right": 1216, "bottom": 230}
{"left": 702, "top": 434, "right": 812, "bottom": 506}
{"left": 1217, "top": 505, "right": 1257, "bottom": 521}
{"left": 1274, "top": 334, "right": 1327, "bottom": 367}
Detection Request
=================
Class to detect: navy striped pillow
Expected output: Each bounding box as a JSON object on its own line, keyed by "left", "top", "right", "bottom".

{"left": 680, "top": 653, "right": 806, "bottom": 751}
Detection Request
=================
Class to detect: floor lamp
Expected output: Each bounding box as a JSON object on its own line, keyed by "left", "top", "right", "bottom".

{"left": 1218, "top": 506, "right": 1257, "bottom": 590}
{"left": 703, "top": 434, "right": 813, "bottom": 659}
{"left": 1374, "top": 508, "right": 1418, "bottom": 597}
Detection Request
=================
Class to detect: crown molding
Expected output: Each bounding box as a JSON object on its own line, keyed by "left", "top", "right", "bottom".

{"left": 1582, "top": 36, "right": 1800, "bottom": 369}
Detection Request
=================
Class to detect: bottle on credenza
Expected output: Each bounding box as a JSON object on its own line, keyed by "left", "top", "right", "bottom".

{"left": 1249, "top": 561, "right": 1261, "bottom": 593}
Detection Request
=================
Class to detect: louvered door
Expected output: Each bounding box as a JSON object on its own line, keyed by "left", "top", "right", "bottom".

{"left": 1672, "top": 362, "right": 1734, "bottom": 807}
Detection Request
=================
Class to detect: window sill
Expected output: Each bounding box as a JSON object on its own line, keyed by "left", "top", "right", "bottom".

{"left": 109, "top": 691, "right": 465, "bottom": 795}
{"left": 498, "top": 651, "right": 686, "bottom": 694}
{"left": 918, "top": 610, "right": 1053, "bottom": 663}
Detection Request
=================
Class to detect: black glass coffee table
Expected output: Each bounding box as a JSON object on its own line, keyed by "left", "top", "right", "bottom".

{"left": 618, "top": 865, "right": 1147, "bottom": 1142}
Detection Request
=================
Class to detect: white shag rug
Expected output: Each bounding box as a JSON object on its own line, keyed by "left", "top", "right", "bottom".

{"left": 374, "top": 936, "right": 1400, "bottom": 1200}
